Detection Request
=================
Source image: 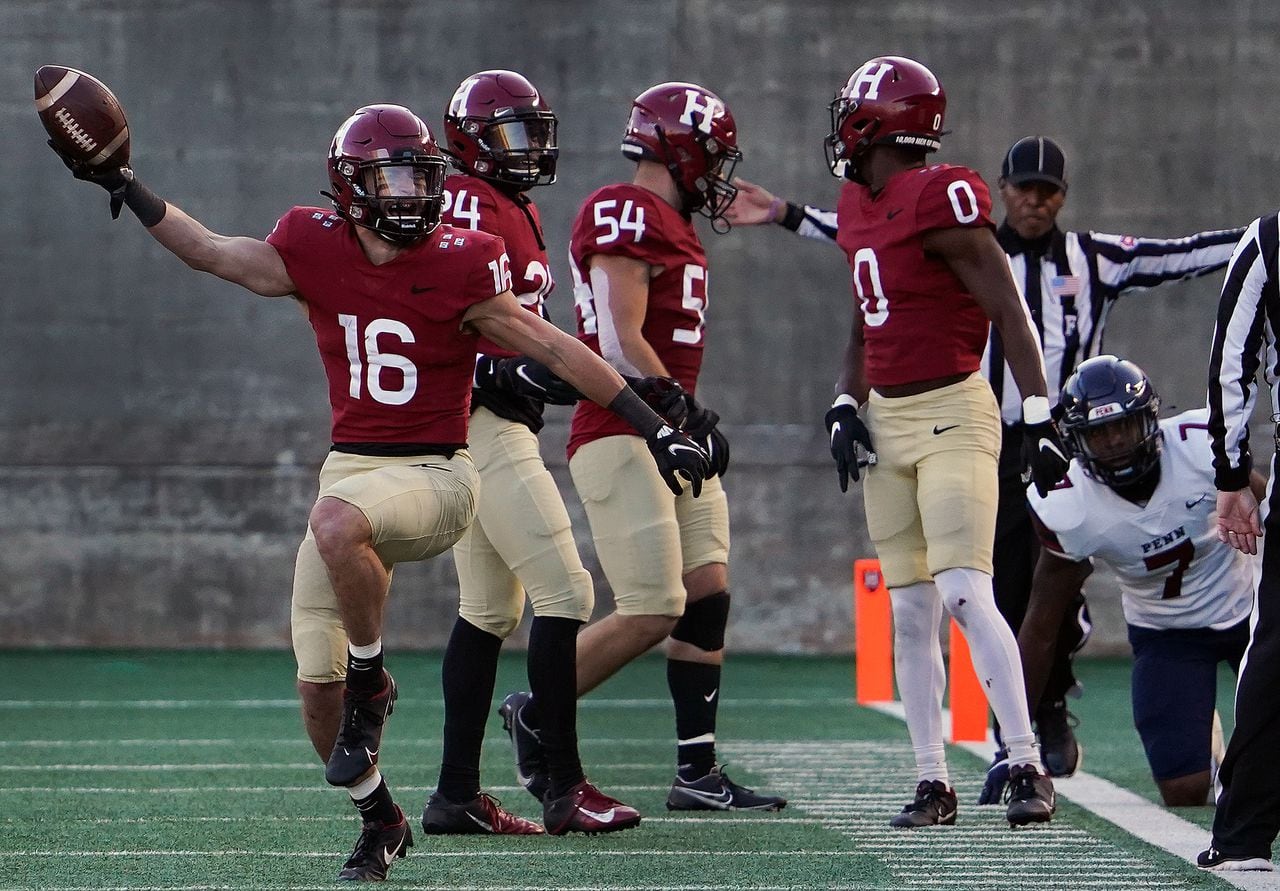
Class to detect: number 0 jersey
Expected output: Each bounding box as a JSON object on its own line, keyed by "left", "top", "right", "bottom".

{"left": 836, "top": 164, "right": 996, "bottom": 387}
{"left": 266, "top": 207, "right": 507, "bottom": 445}
{"left": 1028, "top": 408, "right": 1255, "bottom": 630}
{"left": 567, "top": 183, "right": 708, "bottom": 458}
{"left": 444, "top": 173, "right": 555, "bottom": 432}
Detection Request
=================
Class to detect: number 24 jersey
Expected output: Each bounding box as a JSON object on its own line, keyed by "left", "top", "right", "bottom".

{"left": 836, "top": 164, "right": 995, "bottom": 387}
{"left": 1028, "top": 409, "right": 1255, "bottom": 631}
{"left": 567, "top": 183, "right": 709, "bottom": 458}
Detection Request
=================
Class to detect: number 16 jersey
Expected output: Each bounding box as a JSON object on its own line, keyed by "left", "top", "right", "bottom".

{"left": 836, "top": 164, "right": 995, "bottom": 388}
{"left": 567, "top": 183, "right": 708, "bottom": 459}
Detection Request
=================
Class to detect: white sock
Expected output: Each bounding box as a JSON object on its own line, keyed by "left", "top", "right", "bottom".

{"left": 349, "top": 639, "right": 382, "bottom": 660}
{"left": 890, "top": 581, "right": 949, "bottom": 785}
{"left": 934, "top": 567, "right": 1038, "bottom": 767}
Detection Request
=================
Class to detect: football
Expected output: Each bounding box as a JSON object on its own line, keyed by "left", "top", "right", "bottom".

{"left": 34, "top": 65, "right": 130, "bottom": 169}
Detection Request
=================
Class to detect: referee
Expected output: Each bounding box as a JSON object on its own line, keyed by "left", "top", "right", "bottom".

{"left": 726, "top": 135, "right": 1243, "bottom": 779}
{"left": 1203, "top": 213, "right": 1280, "bottom": 872}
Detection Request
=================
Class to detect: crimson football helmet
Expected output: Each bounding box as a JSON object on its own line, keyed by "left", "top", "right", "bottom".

{"left": 824, "top": 56, "right": 946, "bottom": 184}
{"left": 444, "top": 70, "right": 558, "bottom": 189}
{"left": 326, "top": 104, "right": 447, "bottom": 243}
{"left": 1059, "top": 355, "right": 1163, "bottom": 488}
{"left": 621, "top": 82, "right": 741, "bottom": 225}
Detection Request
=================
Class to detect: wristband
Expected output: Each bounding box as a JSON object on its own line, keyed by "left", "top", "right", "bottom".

{"left": 1022, "top": 395, "right": 1051, "bottom": 425}
{"left": 780, "top": 201, "right": 806, "bottom": 231}
{"left": 767, "top": 197, "right": 784, "bottom": 224}
{"left": 124, "top": 177, "right": 168, "bottom": 227}
{"left": 608, "top": 384, "right": 664, "bottom": 439}
{"left": 832, "top": 393, "right": 860, "bottom": 412}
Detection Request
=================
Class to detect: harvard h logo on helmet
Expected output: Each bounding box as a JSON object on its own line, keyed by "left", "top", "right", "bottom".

{"left": 326, "top": 104, "right": 447, "bottom": 244}
{"left": 444, "top": 70, "right": 559, "bottom": 189}
{"left": 824, "top": 56, "right": 946, "bottom": 184}
{"left": 621, "top": 82, "right": 742, "bottom": 227}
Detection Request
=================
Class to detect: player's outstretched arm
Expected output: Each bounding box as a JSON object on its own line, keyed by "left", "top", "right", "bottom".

{"left": 723, "top": 178, "right": 786, "bottom": 226}
{"left": 1018, "top": 548, "right": 1092, "bottom": 715}
{"left": 145, "top": 204, "right": 295, "bottom": 298}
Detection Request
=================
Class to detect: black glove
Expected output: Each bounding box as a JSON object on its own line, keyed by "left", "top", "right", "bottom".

{"left": 824, "top": 402, "right": 875, "bottom": 493}
{"left": 681, "top": 399, "right": 729, "bottom": 478}
{"left": 48, "top": 139, "right": 132, "bottom": 219}
{"left": 474, "top": 355, "right": 581, "bottom": 405}
{"left": 646, "top": 423, "right": 710, "bottom": 497}
{"left": 625, "top": 375, "right": 689, "bottom": 427}
{"left": 1022, "top": 416, "right": 1070, "bottom": 498}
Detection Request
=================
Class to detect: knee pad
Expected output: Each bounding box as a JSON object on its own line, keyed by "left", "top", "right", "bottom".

{"left": 670, "top": 590, "right": 730, "bottom": 651}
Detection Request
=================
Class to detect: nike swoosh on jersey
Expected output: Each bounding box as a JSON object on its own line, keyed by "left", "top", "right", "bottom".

{"left": 578, "top": 806, "right": 617, "bottom": 822}
{"left": 933, "top": 424, "right": 959, "bottom": 435}
{"left": 887, "top": 208, "right": 903, "bottom": 219}
{"left": 410, "top": 284, "right": 435, "bottom": 293}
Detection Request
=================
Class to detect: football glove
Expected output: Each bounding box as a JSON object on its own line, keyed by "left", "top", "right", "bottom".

{"left": 824, "top": 400, "right": 875, "bottom": 492}
{"left": 646, "top": 424, "right": 709, "bottom": 497}
{"left": 48, "top": 139, "right": 133, "bottom": 219}
{"left": 681, "top": 399, "right": 730, "bottom": 478}
{"left": 474, "top": 355, "right": 581, "bottom": 405}
{"left": 625, "top": 375, "right": 689, "bottom": 427}
{"left": 1021, "top": 397, "right": 1070, "bottom": 497}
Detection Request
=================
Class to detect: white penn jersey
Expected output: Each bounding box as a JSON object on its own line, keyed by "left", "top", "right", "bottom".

{"left": 1028, "top": 408, "right": 1254, "bottom": 630}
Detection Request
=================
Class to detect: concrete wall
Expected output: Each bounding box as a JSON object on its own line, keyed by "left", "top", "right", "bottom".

{"left": 2, "top": 0, "right": 1277, "bottom": 654}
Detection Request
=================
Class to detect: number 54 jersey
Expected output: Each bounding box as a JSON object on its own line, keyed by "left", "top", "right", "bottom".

{"left": 836, "top": 164, "right": 995, "bottom": 388}
{"left": 1027, "top": 408, "right": 1255, "bottom": 631}
{"left": 567, "top": 183, "right": 708, "bottom": 458}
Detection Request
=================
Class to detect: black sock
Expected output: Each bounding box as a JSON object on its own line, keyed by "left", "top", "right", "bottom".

{"left": 436, "top": 617, "right": 503, "bottom": 803}
{"left": 528, "top": 616, "right": 585, "bottom": 799}
{"left": 668, "top": 658, "right": 720, "bottom": 780}
{"left": 345, "top": 645, "right": 384, "bottom": 694}
{"left": 351, "top": 777, "right": 400, "bottom": 825}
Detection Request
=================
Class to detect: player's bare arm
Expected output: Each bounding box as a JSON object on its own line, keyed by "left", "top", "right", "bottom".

{"left": 588, "top": 254, "right": 670, "bottom": 377}
{"left": 924, "top": 225, "right": 1047, "bottom": 399}
{"left": 1018, "top": 548, "right": 1092, "bottom": 714}
{"left": 723, "top": 178, "right": 784, "bottom": 227}
{"left": 144, "top": 206, "right": 296, "bottom": 298}
{"left": 835, "top": 311, "right": 870, "bottom": 405}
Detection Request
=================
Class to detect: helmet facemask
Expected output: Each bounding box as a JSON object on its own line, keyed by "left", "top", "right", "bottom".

{"left": 457, "top": 111, "right": 559, "bottom": 189}
{"left": 1066, "top": 402, "right": 1162, "bottom": 488}
{"left": 340, "top": 155, "right": 446, "bottom": 244}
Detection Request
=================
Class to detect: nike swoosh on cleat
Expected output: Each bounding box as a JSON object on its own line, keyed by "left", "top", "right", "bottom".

{"left": 365, "top": 747, "right": 378, "bottom": 760}
{"left": 382, "top": 841, "right": 403, "bottom": 864}
{"left": 466, "top": 812, "right": 493, "bottom": 832}
{"left": 703, "top": 689, "right": 718, "bottom": 703}
{"left": 578, "top": 806, "right": 617, "bottom": 822}
{"left": 684, "top": 787, "right": 733, "bottom": 805}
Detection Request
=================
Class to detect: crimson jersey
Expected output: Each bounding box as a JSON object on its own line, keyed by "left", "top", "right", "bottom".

{"left": 266, "top": 207, "right": 508, "bottom": 445}
{"left": 567, "top": 183, "right": 708, "bottom": 457}
{"left": 836, "top": 164, "right": 994, "bottom": 387}
{"left": 444, "top": 174, "right": 555, "bottom": 432}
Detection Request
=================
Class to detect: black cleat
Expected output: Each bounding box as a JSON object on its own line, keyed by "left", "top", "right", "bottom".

{"left": 890, "top": 780, "right": 958, "bottom": 828}
{"left": 337, "top": 806, "right": 412, "bottom": 882}
{"left": 543, "top": 779, "right": 642, "bottom": 835}
{"left": 497, "top": 691, "right": 550, "bottom": 802}
{"left": 1036, "top": 699, "right": 1082, "bottom": 778}
{"left": 1006, "top": 763, "right": 1055, "bottom": 826}
{"left": 666, "top": 765, "right": 786, "bottom": 811}
{"left": 326, "top": 670, "right": 398, "bottom": 787}
{"left": 1196, "top": 846, "right": 1274, "bottom": 872}
{"left": 976, "top": 747, "right": 1010, "bottom": 805}
{"left": 421, "top": 791, "right": 544, "bottom": 835}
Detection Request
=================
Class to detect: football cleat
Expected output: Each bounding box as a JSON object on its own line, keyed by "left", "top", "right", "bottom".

{"left": 497, "top": 691, "right": 550, "bottom": 802}
{"left": 666, "top": 765, "right": 786, "bottom": 811}
{"left": 326, "top": 670, "right": 398, "bottom": 787}
{"left": 976, "top": 747, "right": 1010, "bottom": 805}
{"left": 421, "top": 791, "right": 545, "bottom": 835}
{"left": 1006, "top": 763, "right": 1055, "bottom": 826}
{"left": 337, "top": 805, "right": 412, "bottom": 882}
{"left": 1036, "top": 699, "right": 1082, "bottom": 777}
{"left": 890, "top": 780, "right": 958, "bottom": 828}
{"left": 1196, "top": 847, "right": 1274, "bottom": 872}
{"left": 543, "top": 779, "right": 642, "bottom": 835}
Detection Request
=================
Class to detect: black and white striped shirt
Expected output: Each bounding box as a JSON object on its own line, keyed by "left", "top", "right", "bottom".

{"left": 781, "top": 203, "right": 1243, "bottom": 423}
{"left": 1207, "top": 214, "right": 1279, "bottom": 491}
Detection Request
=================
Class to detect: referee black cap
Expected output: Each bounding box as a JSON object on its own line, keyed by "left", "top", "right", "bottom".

{"left": 1001, "top": 136, "right": 1067, "bottom": 191}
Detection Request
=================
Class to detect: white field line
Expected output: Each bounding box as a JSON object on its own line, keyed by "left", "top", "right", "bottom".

{"left": 0, "top": 737, "right": 671, "bottom": 747}
{"left": 863, "top": 701, "right": 1275, "bottom": 891}
{"left": 0, "top": 697, "right": 850, "bottom": 709}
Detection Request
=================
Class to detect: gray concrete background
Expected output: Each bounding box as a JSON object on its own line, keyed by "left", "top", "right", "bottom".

{"left": 2, "top": 0, "right": 1277, "bottom": 655}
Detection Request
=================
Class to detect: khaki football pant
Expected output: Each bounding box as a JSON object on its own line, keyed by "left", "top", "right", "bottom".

{"left": 452, "top": 406, "right": 594, "bottom": 638}
{"left": 863, "top": 372, "right": 1000, "bottom": 588}
{"left": 292, "top": 449, "right": 479, "bottom": 683}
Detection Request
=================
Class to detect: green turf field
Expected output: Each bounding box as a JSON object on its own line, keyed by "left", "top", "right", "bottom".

{"left": 0, "top": 651, "right": 1244, "bottom": 889}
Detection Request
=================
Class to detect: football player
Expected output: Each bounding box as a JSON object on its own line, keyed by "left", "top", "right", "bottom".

{"left": 1020, "top": 355, "right": 1258, "bottom": 807}
{"left": 48, "top": 103, "right": 707, "bottom": 880}
{"left": 818, "top": 56, "right": 1065, "bottom": 827}
{"left": 498, "top": 82, "right": 785, "bottom": 813}
{"left": 430, "top": 70, "right": 639, "bottom": 835}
